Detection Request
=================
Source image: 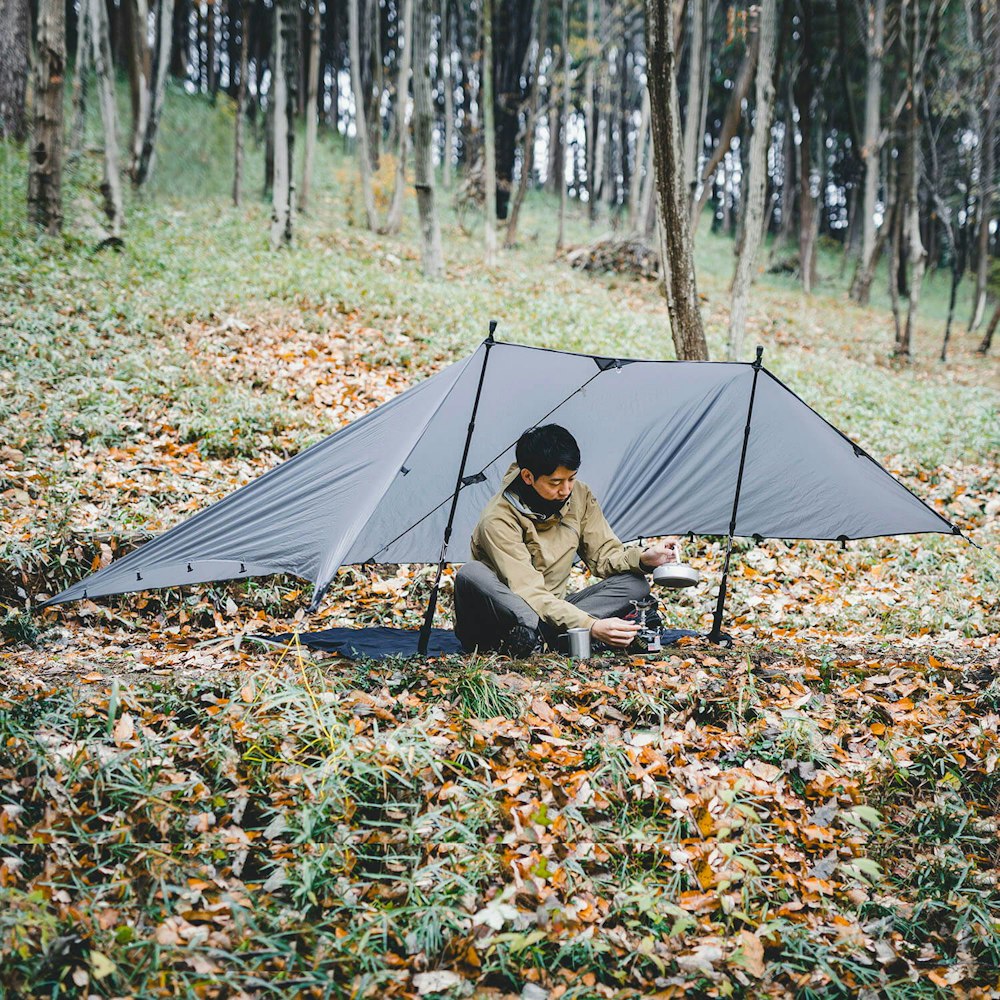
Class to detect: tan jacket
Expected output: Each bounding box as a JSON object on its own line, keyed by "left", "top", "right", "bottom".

{"left": 469, "top": 464, "right": 645, "bottom": 630}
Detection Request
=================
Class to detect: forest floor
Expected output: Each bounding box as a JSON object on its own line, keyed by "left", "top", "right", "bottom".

{"left": 1, "top": 96, "right": 999, "bottom": 997}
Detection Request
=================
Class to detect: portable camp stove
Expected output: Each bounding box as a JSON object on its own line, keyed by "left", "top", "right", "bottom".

{"left": 630, "top": 598, "right": 662, "bottom": 654}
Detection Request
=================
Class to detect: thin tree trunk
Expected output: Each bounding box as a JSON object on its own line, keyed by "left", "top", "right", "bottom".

{"left": 413, "top": 0, "right": 443, "bottom": 276}
{"left": 727, "top": 0, "right": 777, "bottom": 361}
{"left": 967, "top": 0, "right": 998, "bottom": 330}
{"left": 615, "top": 5, "right": 629, "bottom": 219}
{"left": 28, "top": 0, "right": 66, "bottom": 233}
{"left": 795, "top": 0, "right": 816, "bottom": 292}
{"left": 69, "top": 0, "right": 91, "bottom": 161}
{"left": 133, "top": 0, "right": 176, "bottom": 187}
{"left": 939, "top": 209, "right": 962, "bottom": 361}
{"left": 368, "top": 0, "right": 383, "bottom": 163}
{"left": 90, "top": 0, "right": 124, "bottom": 240}
{"left": 896, "top": 0, "right": 929, "bottom": 360}
{"left": 627, "top": 86, "right": 651, "bottom": 231}
{"left": 851, "top": 0, "right": 887, "bottom": 303}
{"left": 506, "top": 0, "right": 549, "bottom": 247}
{"left": 0, "top": 0, "right": 31, "bottom": 141}
{"left": 886, "top": 159, "right": 903, "bottom": 348}
{"left": 263, "top": 97, "right": 274, "bottom": 197}
{"left": 349, "top": 0, "right": 378, "bottom": 229}
{"left": 299, "top": 0, "right": 321, "bottom": 212}
{"left": 270, "top": 0, "right": 297, "bottom": 248}
{"left": 585, "top": 0, "right": 597, "bottom": 217}
{"left": 206, "top": 0, "right": 216, "bottom": 95}
{"left": 547, "top": 90, "right": 561, "bottom": 194}
{"left": 483, "top": 0, "right": 498, "bottom": 265}
{"left": 681, "top": 0, "right": 705, "bottom": 205}
{"left": 385, "top": 0, "right": 414, "bottom": 234}
{"left": 126, "top": 0, "right": 152, "bottom": 173}
{"left": 441, "top": 0, "right": 454, "bottom": 188}
{"left": 232, "top": 0, "right": 249, "bottom": 205}
{"left": 645, "top": 0, "right": 709, "bottom": 360}
{"left": 976, "top": 299, "right": 999, "bottom": 354}
{"left": 690, "top": 16, "right": 758, "bottom": 232}
{"left": 555, "top": 0, "right": 570, "bottom": 251}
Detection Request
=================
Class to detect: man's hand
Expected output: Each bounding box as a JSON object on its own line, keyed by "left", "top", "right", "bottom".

{"left": 590, "top": 617, "right": 640, "bottom": 648}
{"left": 639, "top": 538, "right": 681, "bottom": 570}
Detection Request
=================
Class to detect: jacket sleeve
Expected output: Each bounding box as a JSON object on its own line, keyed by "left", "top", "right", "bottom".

{"left": 578, "top": 487, "right": 646, "bottom": 579}
{"left": 475, "top": 514, "right": 596, "bottom": 631}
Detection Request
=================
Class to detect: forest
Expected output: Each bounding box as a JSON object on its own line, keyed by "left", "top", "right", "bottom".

{"left": 1, "top": 0, "right": 999, "bottom": 996}
{"left": 4, "top": 0, "right": 999, "bottom": 357}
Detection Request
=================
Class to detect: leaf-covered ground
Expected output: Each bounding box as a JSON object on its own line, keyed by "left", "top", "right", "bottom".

{"left": 1, "top": 97, "right": 999, "bottom": 997}
{"left": 2, "top": 646, "right": 998, "bottom": 997}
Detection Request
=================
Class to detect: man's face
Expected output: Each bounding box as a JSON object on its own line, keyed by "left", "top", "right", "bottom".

{"left": 522, "top": 465, "right": 577, "bottom": 502}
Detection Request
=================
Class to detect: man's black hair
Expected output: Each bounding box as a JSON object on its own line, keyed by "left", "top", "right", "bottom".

{"left": 515, "top": 424, "right": 581, "bottom": 476}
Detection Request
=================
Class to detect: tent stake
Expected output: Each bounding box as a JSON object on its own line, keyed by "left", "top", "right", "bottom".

{"left": 708, "top": 345, "right": 764, "bottom": 645}
{"left": 417, "top": 324, "right": 497, "bottom": 656}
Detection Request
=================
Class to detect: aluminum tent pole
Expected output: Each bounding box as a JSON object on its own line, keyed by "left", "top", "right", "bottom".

{"left": 708, "top": 345, "right": 764, "bottom": 645}
{"left": 417, "top": 324, "right": 497, "bottom": 656}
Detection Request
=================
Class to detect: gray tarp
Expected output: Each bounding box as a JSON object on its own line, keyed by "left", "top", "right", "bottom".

{"left": 45, "top": 339, "right": 957, "bottom": 607}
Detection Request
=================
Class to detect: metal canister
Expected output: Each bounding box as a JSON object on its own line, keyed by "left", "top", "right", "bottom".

{"left": 565, "top": 627, "right": 592, "bottom": 658}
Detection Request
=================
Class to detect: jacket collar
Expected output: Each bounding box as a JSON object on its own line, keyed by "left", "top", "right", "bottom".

{"left": 500, "top": 463, "right": 569, "bottom": 524}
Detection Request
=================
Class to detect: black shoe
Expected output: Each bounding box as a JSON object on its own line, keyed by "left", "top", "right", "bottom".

{"left": 499, "top": 623, "right": 544, "bottom": 658}
{"left": 704, "top": 630, "right": 734, "bottom": 648}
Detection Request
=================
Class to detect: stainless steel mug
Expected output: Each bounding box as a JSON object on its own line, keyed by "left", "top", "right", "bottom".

{"left": 564, "top": 626, "right": 592, "bottom": 658}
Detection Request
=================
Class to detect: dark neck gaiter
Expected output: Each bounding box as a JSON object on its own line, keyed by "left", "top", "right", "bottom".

{"left": 510, "top": 473, "right": 570, "bottom": 518}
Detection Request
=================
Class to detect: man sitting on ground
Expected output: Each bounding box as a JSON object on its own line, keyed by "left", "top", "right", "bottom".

{"left": 454, "top": 424, "right": 679, "bottom": 657}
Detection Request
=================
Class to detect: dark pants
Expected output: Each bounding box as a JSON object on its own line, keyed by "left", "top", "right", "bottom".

{"left": 453, "top": 560, "right": 651, "bottom": 652}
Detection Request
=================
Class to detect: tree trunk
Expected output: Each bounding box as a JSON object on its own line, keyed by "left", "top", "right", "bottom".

{"left": 0, "top": 0, "right": 30, "bottom": 141}
{"left": 547, "top": 91, "right": 561, "bottom": 195}
{"left": 441, "top": 0, "right": 454, "bottom": 188}
{"left": 886, "top": 158, "right": 903, "bottom": 348}
{"left": 726, "top": 0, "right": 777, "bottom": 361}
{"left": 967, "top": 0, "right": 998, "bottom": 330}
{"left": 299, "top": 0, "right": 321, "bottom": 212}
{"left": 126, "top": 0, "right": 152, "bottom": 172}
{"left": 232, "top": 0, "right": 249, "bottom": 205}
{"left": 270, "top": 0, "right": 297, "bottom": 248}
{"left": 413, "top": 0, "right": 443, "bottom": 276}
{"left": 681, "top": 0, "right": 705, "bottom": 205}
{"left": 851, "top": 0, "right": 887, "bottom": 303}
{"left": 69, "top": 0, "right": 91, "bottom": 162}
{"left": 585, "top": 0, "right": 597, "bottom": 217}
{"left": 794, "top": 0, "right": 816, "bottom": 292}
{"left": 555, "top": 0, "right": 570, "bottom": 251}
{"left": 349, "top": 0, "right": 378, "bottom": 229}
{"left": 365, "top": 0, "right": 382, "bottom": 164}
{"left": 895, "top": 0, "right": 930, "bottom": 360}
{"left": 977, "top": 299, "right": 999, "bottom": 354}
{"left": 627, "top": 86, "right": 651, "bottom": 231}
{"left": 645, "top": 0, "right": 709, "bottom": 360}
{"left": 89, "top": 0, "right": 124, "bottom": 240}
{"left": 28, "top": 0, "right": 65, "bottom": 234}
{"left": 483, "top": 0, "right": 498, "bottom": 265}
{"left": 385, "top": 0, "right": 414, "bottom": 234}
{"left": 505, "top": 0, "right": 549, "bottom": 247}
{"left": 206, "top": 0, "right": 216, "bottom": 95}
{"left": 690, "top": 16, "right": 758, "bottom": 232}
{"left": 133, "top": 0, "right": 176, "bottom": 187}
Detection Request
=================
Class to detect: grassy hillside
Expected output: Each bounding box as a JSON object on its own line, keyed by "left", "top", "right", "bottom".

{"left": 1, "top": 89, "right": 998, "bottom": 1000}
{"left": 2, "top": 87, "right": 997, "bottom": 644}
